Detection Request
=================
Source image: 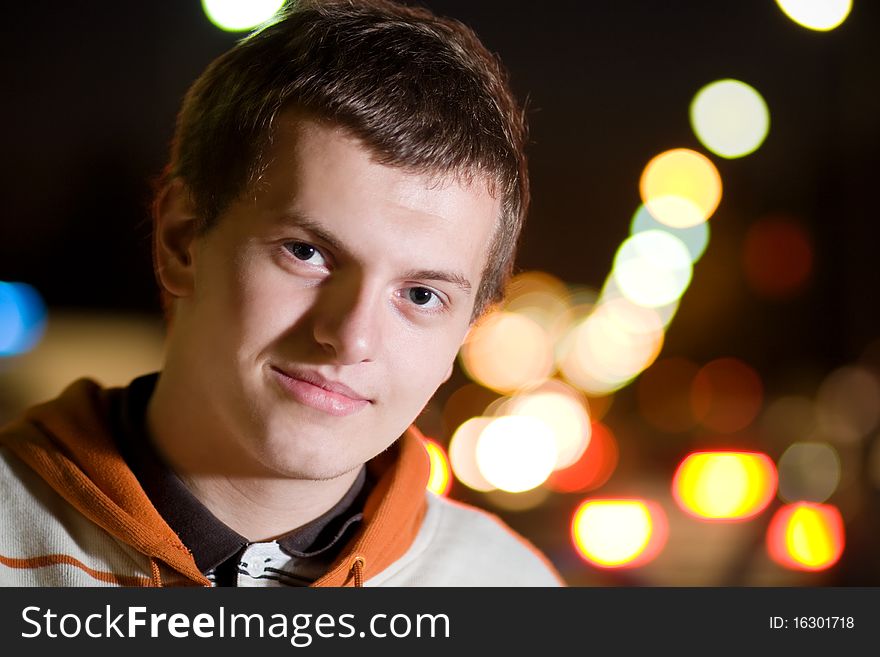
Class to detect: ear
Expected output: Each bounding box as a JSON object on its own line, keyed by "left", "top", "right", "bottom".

{"left": 153, "top": 179, "right": 201, "bottom": 299}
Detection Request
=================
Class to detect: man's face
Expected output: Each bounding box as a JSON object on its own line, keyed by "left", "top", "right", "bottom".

{"left": 165, "top": 115, "right": 499, "bottom": 480}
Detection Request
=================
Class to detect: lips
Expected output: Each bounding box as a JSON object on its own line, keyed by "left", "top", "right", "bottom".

{"left": 270, "top": 365, "right": 371, "bottom": 417}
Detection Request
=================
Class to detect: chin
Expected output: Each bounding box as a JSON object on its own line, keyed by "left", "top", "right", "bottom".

{"left": 251, "top": 434, "right": 363, "bottom": 481}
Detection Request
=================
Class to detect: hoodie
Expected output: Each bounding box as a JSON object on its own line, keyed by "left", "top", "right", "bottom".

{"left": 0, "top": 378, "right": 563, "bottom": 587}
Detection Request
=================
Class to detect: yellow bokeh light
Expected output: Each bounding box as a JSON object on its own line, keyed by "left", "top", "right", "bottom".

{"left": 690, "top": 79, "right": 770, "bottom": 159}
{"left": 639, "top": 148, "right": 723, "bottom": 228}
{"left": 449, "top": 417, "right": 496, "bottom": 492}
{"left": 201, "top": 0, "right": 286, "bottom": 32}
{"left": 424, "top": 438, "right": 452, "bottom": 497}
{"left": 475, "top": 416, "right": 558, "bottom": 493}
{"left": 673, "top": 451, "right": 777, "bottom": 520}
{"left": 767, "top": 503, "right": 845, "bottom": 571}
{"left": 459, "top": 311, "right": 555, "bottom": 393}
{"left": 611, "top": 230, "right": 693, "bottom": 307}
{"left": 775, "top": 0, "right": 852, "bottom": 31}
{"left": 571, "top": 499, "right": 667, "bottom": 568}
{"left": 558, "top": 298, "right": 665, "bottom": 396}
{"left": 494, "top": 385, "right": 592, "bottom": 470}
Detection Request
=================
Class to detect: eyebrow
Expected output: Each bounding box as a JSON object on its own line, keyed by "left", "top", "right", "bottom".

{"left": 277, "top": 211, "right": 473, "bottom": 295}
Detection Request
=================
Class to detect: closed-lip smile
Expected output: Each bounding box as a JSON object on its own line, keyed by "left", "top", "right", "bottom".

{"left": 270, "top": 365, "right": 371, "bottom": 416}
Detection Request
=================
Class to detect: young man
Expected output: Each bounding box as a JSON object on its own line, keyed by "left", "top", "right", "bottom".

{"left": 0, "top": 0, "right": 562, "bottom": 586}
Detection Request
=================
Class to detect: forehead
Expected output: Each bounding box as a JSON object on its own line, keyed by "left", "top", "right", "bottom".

{"left": 246, "top": 114, "right": 500, "bottom": 272}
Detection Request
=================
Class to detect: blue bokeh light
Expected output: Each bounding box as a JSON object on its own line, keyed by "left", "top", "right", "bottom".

{"left": 0, "top": 281, "right": 48, "bottom": 357}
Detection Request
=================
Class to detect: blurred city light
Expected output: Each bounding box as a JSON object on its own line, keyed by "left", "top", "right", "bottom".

{"left": 201, "top": 0, "right": 286, "bottom": 32}
{"left": 611, "top": 230, "right": 693, "bottom": 307}
{"left": 777, "top": 442, "right": 841, "bottom": 504}
{"left": 557, "top": 298, "right": 665, "bottom": 395}
{"left": 760, "top": 395, "right": 819, "bottom": 446}
{"left": 448, "top": 417, "right": 496, "bottom": 492}
{"left": 475, "top": 416, "right": 558, "bottom": 493}
{"left": 459, "top": 311, "right": 555, "bottom": 393}
{"left": 743, "top": 216, "right": 813, "bottom": 298}
{"left": 690, "top": 79, "right": 770, "bottom": 159}
{"left": 630, "top": 204, "right": 710, "bottom": 264}
{"left": 774, "top": 0, "right": 853, "bottom": 32}
{"left": 673, "top": 451, "right": 778, "bottom": 520}
{"left": 493, "top": 381, "right": 592, "bottom": 469}
{"left": 424, "top": 438, "right": 452, "bottom": 497}
{"left": 484, "top": 486, "right": 551, "bottom": 512}
{"left": 639, "top": 148, "right": 723, "bottom": 228}
{"left": 0, "top": 281, "right": 48, "bottom": 357}
{"left": 502, "top": 271, "right": 571, "bottom": 335}
{"left": 816, "top": 365, "right": 880, "bottom": 444}
{"left": 691, "top": 358, "right": 764, "bottom": 433}
{"left": 546, "top": 422, "right": 619, "bottom": 493}
{"left": 637, "top": 357, "right": 701, "bottom": 433}
{"left": 571, "top": 499, "right": 668, "bottom": 568}
{"left": 767, "top": 503, "right": 845, "bottom": 571}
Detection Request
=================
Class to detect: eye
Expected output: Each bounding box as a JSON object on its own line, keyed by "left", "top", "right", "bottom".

{"left": 284, "top": 241, "right": 327, "bottom": 267}
{"left": 406, "top": 286, "right": 443, "bottom": 310}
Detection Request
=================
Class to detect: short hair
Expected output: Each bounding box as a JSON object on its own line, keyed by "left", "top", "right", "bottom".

{"left": 158, "top": 0, "right": 529, "bottom": 319}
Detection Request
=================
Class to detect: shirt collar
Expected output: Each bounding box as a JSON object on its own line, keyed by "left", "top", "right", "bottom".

{"left": 114, "top": 373, "right": 368, "bottom": 575}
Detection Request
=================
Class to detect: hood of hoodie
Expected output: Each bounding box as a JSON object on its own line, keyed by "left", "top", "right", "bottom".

{"left": 0, "top": 378, "right": 431, "bottom": 587}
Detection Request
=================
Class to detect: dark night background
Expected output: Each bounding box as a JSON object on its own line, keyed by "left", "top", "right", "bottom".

{"left": 2, "top": 1, "right": 879, "bottom": 585}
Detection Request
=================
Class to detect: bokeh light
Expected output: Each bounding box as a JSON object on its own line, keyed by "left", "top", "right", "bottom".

{"left": 690, "top": 79, "right": 770, "bottom": 158}
{"left": 201, "top": 0, "right": 286, "bottom": 32}
{"left": 639, "top": 148, "right": 723, "bottom": 229}
{"left": 442, "top": 383, "right": 499, "bottom": 438}
{"left": 493, "top": 381, "right": 592, "bottom": 469}
{"left": 767, "top": 503, "right": 845, "bottom": 571}
{"left": 673, "top": 451, "right": 778, "bottom": 520}
{"left": 475, "top": 416, "right": 558, "bottom": 493}
{"left": 774, "top": 0, "right": 852, "bottom": 32}
{"left": 557, "top": 298, "right": 665, "bottom": 395}
{"left": 448, "top": 417, "right": 496, "bottom": 492}
{"left": 630, "top": 204, "right": 710, "bottom": 264}
{"left": 777, "top": 442, "right": 841, "bottom": 504}
{"left": 424, "top": 438, "right": 452, "bottom": 497}
{"left": 571, "top": 499, "right": 668, "bottom": 568}
{"left": 546, "top": 422, "right": 619, "bottom": 493}
{"left": 611, "top": 230, "right": 693, "bottom": 308}
{"left": 760, "top": 395, "right": 819, "bottom": 446}
{"left": 459, "top": 311, "right": 555, "bottom": 393}
{"left": 0, "top": 281, "right": 48, "bottom": 357}
{"left": 816, "top": 365, "right": 880, "bottom": 444}
{"left": 483, "top": 487, "right": 551, "bottom": 512}
{"left": 637, "top": 357, "right": 701, "bottom": 433}
{"left": 743, "top": 216, "right": 813, "bottom": 298}
{"left": 502, "top": 271, "right": 571, "bottom": 335}
{"left": 691, "top": 358, "right": 764, "bottom": 433}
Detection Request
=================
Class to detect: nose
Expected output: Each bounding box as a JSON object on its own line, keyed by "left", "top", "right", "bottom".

{"left": 311, "top": 271, "right": 382, "bottom": 365}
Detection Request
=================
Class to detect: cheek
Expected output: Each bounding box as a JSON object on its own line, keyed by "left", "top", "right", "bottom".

{"left": 389, "top": 329, "right": 465, "bottom": 399}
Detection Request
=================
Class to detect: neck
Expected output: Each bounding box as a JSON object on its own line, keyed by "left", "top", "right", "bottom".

{"left": 146, "top": 371, "right": 360, "bottom": 542}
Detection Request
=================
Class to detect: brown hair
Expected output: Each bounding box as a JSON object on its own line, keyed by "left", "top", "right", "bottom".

{"left": 160, "top": 0, "right": 529, "bottom": 318}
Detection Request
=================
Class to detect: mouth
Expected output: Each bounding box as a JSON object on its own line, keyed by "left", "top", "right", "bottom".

{"left": 269, "top": 365, "right": 371, "bottom": 417}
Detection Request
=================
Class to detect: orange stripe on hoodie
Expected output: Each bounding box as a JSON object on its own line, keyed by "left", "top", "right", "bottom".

{"left": 0, "top": 378, "right": 430, "bottom": 587}
{"left": 0, "top": 553, "right": 154, "bottom": 587}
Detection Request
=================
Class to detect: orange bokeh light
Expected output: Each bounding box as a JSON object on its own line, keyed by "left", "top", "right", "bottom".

{"left": 743, "top": 216, "right": 813, "bottom": 298}
{"left": 691, "top": 358, "right": 764, "bottom": 433}
{"left": 424, "top": 438, "right": 452, "bottom": 497}
{"left": 673, "top": 451, "right": 777, "bottom": 520}
{"left": 571, "top": 498, "right": 668, "bottom": 568}
{"left": 546, "top": 421, "right": 618, "bottom": 493}
{"left": 767, "top": 503, "right": 845, "bottom": 571}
